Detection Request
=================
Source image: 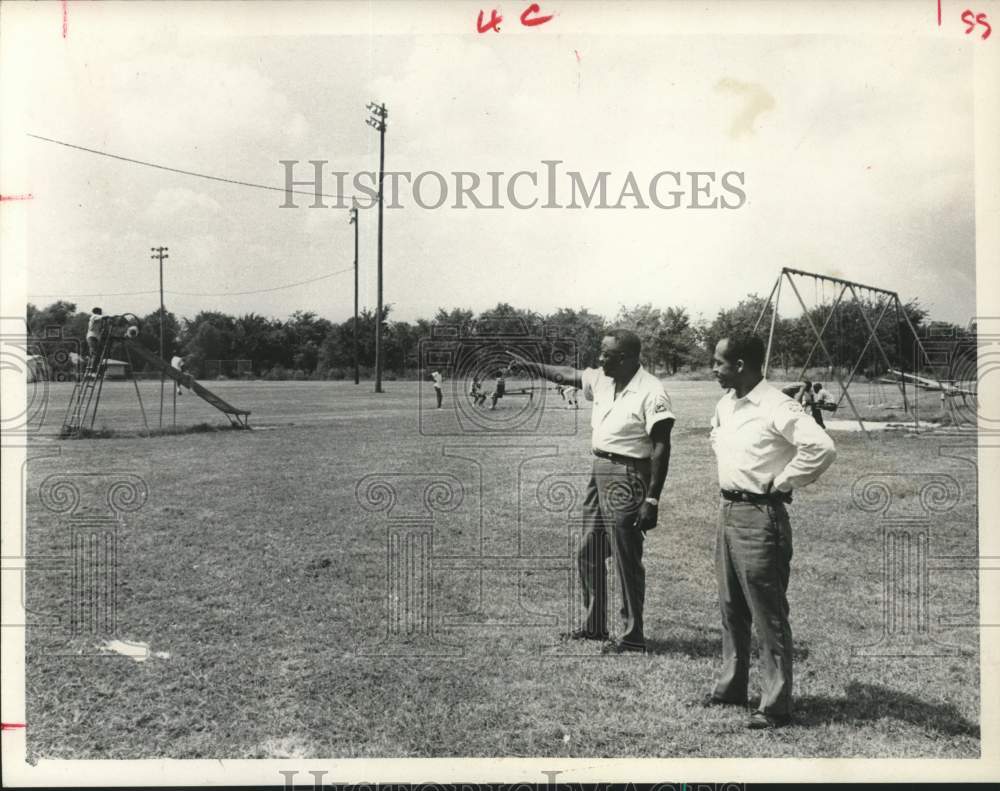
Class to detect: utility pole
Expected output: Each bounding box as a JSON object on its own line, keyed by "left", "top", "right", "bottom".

{"left": 349, "top": 203, "right": 359, "bottom": 385}
{"left": 151, "top": 246, "right": 169, "bottom": 427}
{"left": 366, "top": 101, "right": 387, "bottom": 393}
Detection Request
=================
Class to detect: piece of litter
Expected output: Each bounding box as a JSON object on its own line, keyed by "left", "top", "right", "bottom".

{"left": 153, "top": 651, "right": 171, "bottom": 660}
{"left": 563, "top": 734, "right": 571, "bottom": 743}
{"left": 100, "top": 639, "right": 150, "bottom": 662}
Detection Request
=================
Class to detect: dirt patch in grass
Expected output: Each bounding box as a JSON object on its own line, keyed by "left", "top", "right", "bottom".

{"left": 64, "top": 422, "right": 248, "bottom": 440}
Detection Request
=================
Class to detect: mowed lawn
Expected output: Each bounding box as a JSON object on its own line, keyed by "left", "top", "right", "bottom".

{"left": 24, "top": 379, "right": 980, "bottom": 759}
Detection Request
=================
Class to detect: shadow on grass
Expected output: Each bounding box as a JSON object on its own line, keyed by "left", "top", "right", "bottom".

{"left": 646, "top": 633, "right": 811, "bottom": 662}
{"left": 796, "top": 681, "right": 979, "bottom": 738}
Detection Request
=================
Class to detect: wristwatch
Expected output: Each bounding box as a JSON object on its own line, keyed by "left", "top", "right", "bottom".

{"left": 643, "top": 497, "right": 659, "bottom": 507}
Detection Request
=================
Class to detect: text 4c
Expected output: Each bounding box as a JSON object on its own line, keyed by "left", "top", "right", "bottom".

{"left": 477, "top": 4, "right": 554, "bottom": 34}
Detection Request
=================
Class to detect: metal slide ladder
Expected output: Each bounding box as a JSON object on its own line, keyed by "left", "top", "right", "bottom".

{"left": 60, "top": 330, "right": 140, "bottom": 437}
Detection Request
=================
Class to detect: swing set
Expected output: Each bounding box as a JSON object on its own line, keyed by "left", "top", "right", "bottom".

{"left": 751, "top": 267, "right": 947, "bottom": 435}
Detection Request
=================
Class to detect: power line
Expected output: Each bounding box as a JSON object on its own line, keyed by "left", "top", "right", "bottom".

{"left": 175, "top": 267, "right": 353, "bottom": 296}
{"left": 27, "top": 266, "right": 354, "bottom": 300}
{"left": 28, "top": 288, "right": 161, "bottom": 298}
{"left": 27, "top": 133, "right": 373, "bottom": 205}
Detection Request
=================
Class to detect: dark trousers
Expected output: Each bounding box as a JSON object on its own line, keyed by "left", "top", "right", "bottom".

{"left": 811, "top": 407, "right": 825, "bottom": 428}
{"left": 714, "top": 498, "right": 794, "bottom": 716}
{"left": 434, "top": 387, "right": 442, "bottom": 408}
{"left": 577, "top": 456, "right": 649, "bottom": 647}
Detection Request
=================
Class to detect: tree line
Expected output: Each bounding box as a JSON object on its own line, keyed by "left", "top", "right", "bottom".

{"left": 26, "top": 295, "right": 971, "bottom": 381}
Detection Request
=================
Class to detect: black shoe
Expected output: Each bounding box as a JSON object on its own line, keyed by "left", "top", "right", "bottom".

{"left": 560, "top": 628, "right": 609, "bottom": 642}
{"left": 747, "top": 711, "right": 791, "bottom": 730}
{"left": 601, "top": 640, "right": 647, "bottom": 655}
{"left": 698, "top": 693, "right": 747, "bottom": 708}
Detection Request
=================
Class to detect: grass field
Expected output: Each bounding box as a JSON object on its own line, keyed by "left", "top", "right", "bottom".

{"left": 23, "top": 379, "right": 980, "bottom": 759}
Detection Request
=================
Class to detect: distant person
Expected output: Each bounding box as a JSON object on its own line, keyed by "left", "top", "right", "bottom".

{"left": 563, "top": 384, "right": 579, "bottom": 409}
{"left": 171, "top": 354, "right": 188, "bottom": 396}
{"left": 490, "top": 371, "right": 506, "bottom": 410}
{"left": 68, "top": 351, "right": 84, "bottom": 379}
{"left": 810, "top": 382, "right": 837, "bottom": 428}
{"left": 470, "top": 376, "right": 487, "bottom": 407}
{"left": 85, "top": 307, "right": 105, "bottom": 374}
{"left": 431, "top": 370, "right": 443, "bottom": 408}
{"left": 707, "top": 334, "right": 836, "bottom": 729}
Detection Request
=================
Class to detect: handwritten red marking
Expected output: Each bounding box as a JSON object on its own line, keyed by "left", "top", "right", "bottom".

{"left": 1, "top": 723, "right": 26, "bottom": 730}
{"left": 574, "top": 49, "right": 581, "bottom": 62}
{"left": 0, "top": 193, "right": 34, "bottom": 202}
{"left": 62, "top": 0, "right": 68, "bottom": 38}
{"left": 962, "top": 8, "right": 992, "bottom": 38}
{"left": 938, "top": 0, "right": 942, "bottom": 25}
{"left": 520, "top": 3, "right": 553, "bottom": 26}
{"left": 477, "top": 9, "right": 502, "bottom": 33}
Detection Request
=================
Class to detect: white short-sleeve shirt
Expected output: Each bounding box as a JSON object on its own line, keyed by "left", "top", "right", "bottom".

{"left": 581, "top": 366, "right": 675, "bottom": 459}
{"left": 87, "top": 313, "right": 103, "bottom": 340}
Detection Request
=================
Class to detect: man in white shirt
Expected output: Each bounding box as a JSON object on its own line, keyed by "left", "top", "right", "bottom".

{"left": 810, "top": 382, "right": 837, "bottom": 428}
{"left": 431, "top": 370, "right": 443, "bottom": 409}
{"left": 510, "top": 329, "right": 675, "bottom": 654}
{"left": 85, "top": 307, "right": 106, "bottom": 374}
{"left": 707, "top": 333, "right": 836, "bottom": 729}
{"left": 170, "top": 354, "right": 187, "bottom": 396}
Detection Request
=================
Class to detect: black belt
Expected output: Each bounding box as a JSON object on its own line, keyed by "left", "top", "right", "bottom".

{"left": 592, "top": 449, "right": 646, "bottom": 466}
{"left": 720, "top": 488, "right": 792, "bottom": 505}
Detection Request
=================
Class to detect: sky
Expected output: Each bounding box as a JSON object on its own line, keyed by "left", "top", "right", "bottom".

{"left": 8, "top": 4, "right": 977, "bottom": 328}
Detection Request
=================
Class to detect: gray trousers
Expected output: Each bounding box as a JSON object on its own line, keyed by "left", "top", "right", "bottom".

{"left": 577, "top": 456, "right": 650, "bottom": 647}
{"left": 713, "top": 498, "right": 794, "bottom": 716}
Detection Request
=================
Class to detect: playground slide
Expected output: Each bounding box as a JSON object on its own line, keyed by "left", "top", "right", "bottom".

{"left": 123, "top": 341, "right": 251, "bottom": 425}
{"left": 888, "top": 369, "right": 975, "bottom": 397}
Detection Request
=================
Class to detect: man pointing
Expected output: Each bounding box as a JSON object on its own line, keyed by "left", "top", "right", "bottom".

{"left": 511, "top": 329, "right": 674, "bottom": 654}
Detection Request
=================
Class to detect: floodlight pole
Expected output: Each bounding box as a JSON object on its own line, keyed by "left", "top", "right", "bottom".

{"left": 366, "top": 101, "right": 387, "bottom": 394}
{"left": 151, "top": 246, "right": 169, "bottom": 428}
{"left": 349, "top": 204, "right": 360, "bottom": 385}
